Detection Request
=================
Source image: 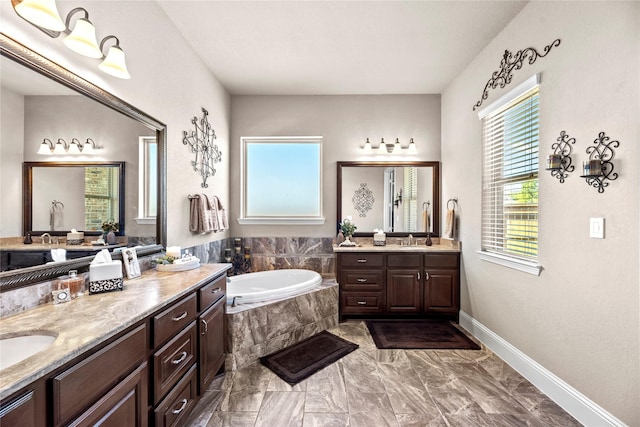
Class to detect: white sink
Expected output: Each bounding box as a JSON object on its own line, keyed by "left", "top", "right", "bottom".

{"left": 0, "top": 334, "right": 57, "bottom": 371}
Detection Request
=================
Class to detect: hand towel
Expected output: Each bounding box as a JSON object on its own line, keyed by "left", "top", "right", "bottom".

{"left": 422, "top": 210, "right": 430, "bottom": 232}
{"left": 50, "top": 200, "right": 64, "bottom": 231}
{"left": 189, "top": 194, "right": 215, "bottom": 233}
{"left": 444, "top": 208, "right": 456, "bottom": 239}
{"left": 211, "top": 196, "right": 228, "bottom": 231}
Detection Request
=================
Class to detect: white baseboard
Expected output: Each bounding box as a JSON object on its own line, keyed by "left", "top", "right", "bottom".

{"left": 459, "top": 311, "right": 626, "bottom": 427}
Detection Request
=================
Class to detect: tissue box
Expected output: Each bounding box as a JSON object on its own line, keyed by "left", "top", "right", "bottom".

{"left": 373, "top": 233, "right": 386, "bottom": 246}
{"left": 66, "top": 231, "right": 84, "bottom": 245}
{"left": 89, "top": 260, "right": 123, "bottom": 294}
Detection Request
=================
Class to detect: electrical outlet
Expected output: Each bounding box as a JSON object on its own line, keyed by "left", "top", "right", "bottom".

{"left": 590, "top": 218, "right": 604, "bottom": 239}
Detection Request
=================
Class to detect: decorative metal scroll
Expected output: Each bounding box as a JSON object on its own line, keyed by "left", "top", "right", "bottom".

{"left": 548, "top": 131, "right": 575, "bottom": 183}
{"left": 182, "top": 108, "right": 222, "bottom": 188}
{"left": 472, "top": 38, "right": 561, "bottom": 111}
{"left": 352, "top": 183, "right": 375, "bottom": 217}
{"left": 582, "top": 131, "right": 619, "bottom": 193}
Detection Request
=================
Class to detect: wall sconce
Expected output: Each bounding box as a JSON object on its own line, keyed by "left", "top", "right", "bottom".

{"left": 11, "top": 1, "right": 131, "bottom": 79}
{"left": 362, "top": 138, "right": 418, "bottom": 154}
{"left": 37, "top": 137, "right": 100, "bottom": 155}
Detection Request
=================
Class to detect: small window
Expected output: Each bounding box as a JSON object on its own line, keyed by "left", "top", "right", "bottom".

{"left": 239, "top": 137, "right": 324, "bottom": 225}
{"left": 478, "top": 75, "right": 541, "bottom": 275}
{"left": 136, "top": 136, "right": 157, "bottom": 224}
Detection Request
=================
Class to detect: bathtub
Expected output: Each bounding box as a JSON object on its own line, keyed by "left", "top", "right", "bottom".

{"left": 227, "top": 269, "right": 323, "bottom": 305}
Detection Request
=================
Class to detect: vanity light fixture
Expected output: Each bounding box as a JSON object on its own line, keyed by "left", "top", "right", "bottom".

{"left": 98, "top": 36, "right": 131, "bottom": 79}
{"left": 11, "top": 1, "right": 131, "bottom": 79}
{"left": 11, "top": 0, "right": 65, "bottom": 32}
{"left": 37, "top": 137, "right": 100, "bottom": 155}
{"left": 363, "top": 138, "right": 417, "bottom": 154}
{"left": 62, "top": 8, "right": 102, "bottom": 58}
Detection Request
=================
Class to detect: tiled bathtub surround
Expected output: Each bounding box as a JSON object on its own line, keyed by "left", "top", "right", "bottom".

{"left": 226, "top": 279, "right": 339, "bottom": 371}
{"left": 188, "top": 237, "right": 336, "bottom": 277}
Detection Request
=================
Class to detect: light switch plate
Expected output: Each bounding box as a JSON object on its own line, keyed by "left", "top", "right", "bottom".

{"left": 590, "top": 217, "right": 604, "bottom": 238}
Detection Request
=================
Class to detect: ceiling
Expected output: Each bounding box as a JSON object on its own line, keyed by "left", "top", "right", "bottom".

{"left": 158, "top": 1, "right": 527, "bottom": 95}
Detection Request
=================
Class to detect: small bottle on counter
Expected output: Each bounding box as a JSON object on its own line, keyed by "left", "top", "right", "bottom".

{"left": 56, "top": 270, "right": 85, "bottom": 299}
{"left": 425, "top": 232, "right": 433, "bottom": 246}
{"left": 23, "top": 233, "right": 32, "bottom": 244}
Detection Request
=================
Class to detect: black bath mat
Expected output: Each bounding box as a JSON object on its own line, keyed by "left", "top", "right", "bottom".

{"left": 365, "top": 319, "right": 481, "bottom": 350}
{"left": 260, "top": 331, "right": 358, "bottom": 385}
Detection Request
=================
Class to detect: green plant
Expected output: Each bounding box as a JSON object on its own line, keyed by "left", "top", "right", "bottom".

{"left": 101, "top": 219, "right": 119, "bottom": 233}
{"left": 340, "top": 217, "right": 357, "bottom": 236}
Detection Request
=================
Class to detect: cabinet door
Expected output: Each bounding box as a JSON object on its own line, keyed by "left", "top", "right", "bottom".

{"left": 424, "top": 269, "right": 459, "bottom": 314}
{"left": 386, "top": 269, "right": 421, "bottom": 313}
{"left": 68, "top": 363, "right": 148, "bottom": 427}
{"left": 0, "top": 383, "right": 45, "bottom": 427}
{"left": 199, "top": 297, "right": 225, "bottom": 393}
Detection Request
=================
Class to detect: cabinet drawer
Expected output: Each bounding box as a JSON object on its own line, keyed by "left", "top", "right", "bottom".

{"left": 340, "top": 270, "right": 384, "bottom": 291}
{"left": 341, "top": 292, "right": 384, "bottom": 313}
{"left": 153, "top": 294, "right": 197, "bottom": 347}
{"left": 154, "top": 364, "right": 197, "bottom": 427}
{"left": 198, "top": 274, "right": 226, "bottom": 311}
{"left": 388, "top": 253, "right": 422, "bottom": 268}
{"left": 339, "top": 253, "right": 384, "bottom": 268}
{"left": 69, "top": 362, "right": 148, "bottom": 427}
{"left": 424, "top": 253, "right": 459, "bottom": 268}
{"left": 53, "top": 324, "right": 146, "bottom": 426}
{"left": 153, "top": 322, "right": 197, "bottom": 404}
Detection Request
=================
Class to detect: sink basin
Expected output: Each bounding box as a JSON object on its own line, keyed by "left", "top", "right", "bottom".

{"left": 0, "top": 334, "right": 57, "bottom": 371}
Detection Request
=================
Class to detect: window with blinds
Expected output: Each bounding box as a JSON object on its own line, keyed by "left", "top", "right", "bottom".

{"left": 481, "top": 85, "right": 539, "bottom": 261}
{"left": 403, "top": 167, "right": 418, "bottom": 231}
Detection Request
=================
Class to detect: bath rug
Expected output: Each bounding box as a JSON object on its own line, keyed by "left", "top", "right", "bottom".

{"left": 260, "top": 331, "right": 358, "bottom": 385}
{"left": 365, "top": 319, "right": 480, "bottom": 350}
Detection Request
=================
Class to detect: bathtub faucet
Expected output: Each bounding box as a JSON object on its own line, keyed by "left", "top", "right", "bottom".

{"left": 231, "top": 296, "right": 242, "bottom": 307}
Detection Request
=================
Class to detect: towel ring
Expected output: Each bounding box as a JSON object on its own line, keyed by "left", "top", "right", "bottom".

{"left": 447, "top": 198, "right": 458, "bottom": 210}
{"left": 422, "top": 201, "right": 430, "bottom": 211}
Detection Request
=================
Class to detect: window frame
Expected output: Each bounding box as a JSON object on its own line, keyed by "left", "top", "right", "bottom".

{"left": 238, "top": 136, "right": 325, "bottom": 225}
{"left": 135, "top": 136, "right": 157, "bottom": 225}
{"left": 476, "top": 74, "right": 542, "bottom": 276}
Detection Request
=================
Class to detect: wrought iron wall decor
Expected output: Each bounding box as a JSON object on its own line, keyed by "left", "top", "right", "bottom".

{"left": 546, "top": 130, "right": 575, "bottom": 183}
{"left": 580, "top": 131, "right": 619, "bottom": 193}
{"left": 183, "top": 107, "right": 222, "bottom": 188}
{"left": 472, "top": 38, "right": 561, "bottom": 111}
{"left": 352, "top": 183, "right": 375, "bottom": 217}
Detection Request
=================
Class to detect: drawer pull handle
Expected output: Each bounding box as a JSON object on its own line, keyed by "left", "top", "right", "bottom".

{"left": 357, "top": 259, "right": 367, "bottom": 263}
{"left": 357, "top": 301, "right": 367, "bottom": 305}
{"left": 172, "top": 398, "right": 188, "bottom": 415}
{"left": 211, "top": 287, "right": 221, "bottom": 294}
{"left": 357, "top": 278, "right": 367, "bottom": 283}
{"left": 424, "top": 271, "right": 430, "bottom": 281}
{"left": 172, "top": 311, "right": 188, "bottom": 322}
{"left": 201, "top": 318, "right": 208, "bottom": 334}
{"left": 171, "top": 351, "right": 188, "bottom": 365}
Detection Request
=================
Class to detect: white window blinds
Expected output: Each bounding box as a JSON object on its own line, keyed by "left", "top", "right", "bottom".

{"left": 403, "top": 167, "right": 418, "bottom": 231}
{"left": 481, "top": 85, "right": 539, "bottom": 261}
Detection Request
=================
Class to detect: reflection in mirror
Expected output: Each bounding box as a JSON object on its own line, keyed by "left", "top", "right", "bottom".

{"left": 337, "top": 161, "right": 440, "bottom": 237}
{"left": 25, "top": 162, "right": 125, "bottom": 235}
{"left": 0, "top": 33, "right": 166, "bottom": 289}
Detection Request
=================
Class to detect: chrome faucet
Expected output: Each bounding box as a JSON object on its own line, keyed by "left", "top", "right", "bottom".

{"left": 40, "top": 233, "right": 52, "bottom": 245}
{"left": 408, "top": 234, "right": 414, "bottom": 246}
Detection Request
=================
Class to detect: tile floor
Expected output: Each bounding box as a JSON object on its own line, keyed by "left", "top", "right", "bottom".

{"left": 185, "top": 321, "right": 582, "bottom": 427}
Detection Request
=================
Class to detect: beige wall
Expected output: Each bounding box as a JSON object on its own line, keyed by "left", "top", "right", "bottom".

{"left": 229, "top": 94, "right": 441, "bottom": 237}
{"left": 441, "top": 2, "right": 639, "bottom": 424}
{"left": 0, "top": 0, "right": 231, "bottom": 248}
{"left": 0, "top": 86, "right": 24, "bottom": 237}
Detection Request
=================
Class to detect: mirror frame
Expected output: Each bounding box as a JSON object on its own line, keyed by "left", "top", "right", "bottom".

{"left": 0, "top": 33, "right": 167, "bottom": 290}
{"left": 24, "top": 161, "right": 126, "bottom": 236}
{"left": 337, "top": 161, "right": 441, "bottom": 237}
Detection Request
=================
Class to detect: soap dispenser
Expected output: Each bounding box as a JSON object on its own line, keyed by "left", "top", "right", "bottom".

{"left": 23, "top": 233, "right": 32, "bottom": 244}
{"left": 425, "top": 232, "right": 432, "bottom": 246}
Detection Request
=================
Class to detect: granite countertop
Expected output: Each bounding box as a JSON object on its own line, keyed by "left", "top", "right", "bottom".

{"left": 333, "top": 239, "right": 461, "bottom": 253}
{"left": 0, "top": 263, "right": 230, "bottom": 400}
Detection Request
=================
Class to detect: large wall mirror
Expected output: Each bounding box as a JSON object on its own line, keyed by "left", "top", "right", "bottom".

{"left": 24, "top": 162, "right": 125, "bottom": 236}
{"left": 337, "top": 161, "right": 440, "bottom": 237}
{"left": 0, "top": 33, "right": 166, "bottom": 289}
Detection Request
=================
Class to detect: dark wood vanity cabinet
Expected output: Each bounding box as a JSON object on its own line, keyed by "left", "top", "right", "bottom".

{"left": 337, "top": 251, "right": 460, "bottom": 321}
{"left": 0, "top": 270, "right": 228, "bottom": 427}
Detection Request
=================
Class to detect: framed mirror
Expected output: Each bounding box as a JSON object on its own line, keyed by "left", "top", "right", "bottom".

{"left": 337, "top": 161, "right": 440, "bottom": 237}
{"left": 24, "top": 162, "right": 125, "bottom": 236}
{"left": 0, "top": 33, "right": 166, "bottom": 289}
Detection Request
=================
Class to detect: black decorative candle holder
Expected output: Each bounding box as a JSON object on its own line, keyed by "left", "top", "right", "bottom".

{"left": 580, "top": 131, "right": 619, "bottom": 194}
{"left": 226, "top": 238, "right": 251, "bottom": 275}
{"left": 546, "top": 130, "right": 575, "bottom": 183}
